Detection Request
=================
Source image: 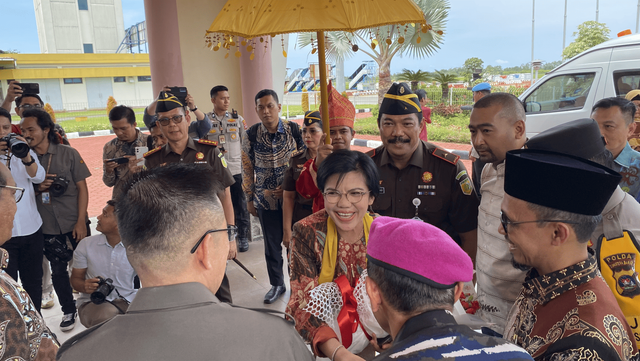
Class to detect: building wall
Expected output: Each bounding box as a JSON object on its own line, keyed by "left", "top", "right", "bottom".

{"left": 34, "top": 0, "right": 125, "bottom": 54}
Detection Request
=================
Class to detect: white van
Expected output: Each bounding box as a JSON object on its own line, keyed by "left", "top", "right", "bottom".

{"left": 520, "top": 33, "right": 640, "bottom": 137}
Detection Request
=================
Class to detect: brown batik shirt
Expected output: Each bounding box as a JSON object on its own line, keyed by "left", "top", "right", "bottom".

{"left": 504, "top": 254, "right": 639, "bottom": 361}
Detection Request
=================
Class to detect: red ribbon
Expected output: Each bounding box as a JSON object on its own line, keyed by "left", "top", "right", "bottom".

{"left": 335, "top": 275, "right": 360, "bottom": 348}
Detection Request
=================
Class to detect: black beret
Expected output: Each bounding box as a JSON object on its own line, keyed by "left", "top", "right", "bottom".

{"left": 526, "top": 119, "right": 606, "bottom": 160}
{"left": 303, "top": 110, "right": 322, "bottom": 129}
{"left": 156, "top": 91, "right": 184, "bottom": 113}
{"left": 504, "top": 149, "right": 620, "bottom": 216}
{"left": 379, "top": 82, "right": 422, "bottom": 116}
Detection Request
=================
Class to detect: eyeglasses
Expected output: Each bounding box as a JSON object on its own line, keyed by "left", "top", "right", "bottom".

{"left": 323, "top": 190, "right": 370, "bottom": 204}
{"left": 18, "top": 104, "right": 43, "bottom": 110}
{"left": 499, "top": 211, "right": 577, "bottom": 236}
{"left": 0, "top": 185, "right": 25, "bottom": 203}
{"left": 190, "top": 225, "right": 238, "bottom": 254}
{"left": 158, "top": 115, "right": 184, "bottom": 126}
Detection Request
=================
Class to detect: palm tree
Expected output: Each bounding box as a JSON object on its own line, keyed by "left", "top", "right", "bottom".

{"left": 297, "top": 0, "right": 449, "bottom": 104}
{"left": 430, "top": 70, "right": 457, "bottom": 99}
{"left": 398, "top": 69, "right": 431, "bottom": 91}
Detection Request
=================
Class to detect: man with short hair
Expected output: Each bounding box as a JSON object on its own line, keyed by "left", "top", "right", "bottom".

{"left": 501, "top": 149, "right": 638, "bottom": 359}
{"left": 468, "top": 93, "right": 527, "bottom": 334}
{"left": 415, "top": 89, "right": 432, "bottom": 141}
{"left": 369, "top": 83, "right": 479, "bottom": 261}
{"left": 206, "top": 85, "right": 251, "bottom": 252}
{"left": 21, "top": 109, "right": 91, "bottom": 332}
{"left": 591, "top": 97, "right": 640, "bottom": 199}
{"left": 296, "top": 81, "right": 356, "bottom": 212}
{"left": 147, "top": 119, "right": 167, "bottom": 148}
{"left": 242, "top": 89, "right": 304, "bottom": 304}
{"left": 70, "top": 199, "right": 137, "bottom": 328}
{"left": 102, "top": 105, "right": 148, "bottom": 197}
{"left": 143, "top": 86, "right": 212, "bottom": 139}
{"left": 57, "top": 164, "right": 314, "bottom": 361}
{"left": 365, "top": 216, "right": 532, "bottom": 360}
{"left": 525, "top": 118, "right": 640, "bottom": 350}
{"left": 0, "top": 162, "right": 59, "bottom": 360}
{"left": 144, "top": 91, "right": 236, "bottom": 303}
{"left": 469, "top": 82, "right": 492, "bottom": 194}
{"left": 0, "top": 107, "right": 47, "bottom": 311}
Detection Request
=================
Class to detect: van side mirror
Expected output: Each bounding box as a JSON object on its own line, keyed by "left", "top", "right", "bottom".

{"left": 526, "top": 102, "right": 541, "bottom": 113}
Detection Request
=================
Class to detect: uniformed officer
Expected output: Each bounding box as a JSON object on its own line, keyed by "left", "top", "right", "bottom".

{"left": 369, "top": 83, "right": 479, "bottom": 261}
{"left": 143, "top": 91, "right": 236, "bottom": 303}
{"left": 57, "top": 164, "right": 314, "bottom": 361}
{"left": 206, "top": 85, "right": 251, "bottom": 252}
{"left": 282, "top": 111, "right": 323, "bottom": 248}
{"left": 526, "top": 118, "right": 640, "bottom": 348}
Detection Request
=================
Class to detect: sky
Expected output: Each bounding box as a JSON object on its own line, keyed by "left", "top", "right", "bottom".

{"left": 1, "top": 0, "right": 637, "bottom": 76}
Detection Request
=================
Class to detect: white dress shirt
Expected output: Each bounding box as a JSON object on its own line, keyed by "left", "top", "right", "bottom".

{"left": 1, "top": 150, "right": 45, "bottom": 237}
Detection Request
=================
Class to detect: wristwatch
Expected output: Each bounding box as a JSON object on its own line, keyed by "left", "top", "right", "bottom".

{"left": 22, "top": 157, "right": 35, "bottom": 166}
{"left": 190, "top": 106, "right": 198, "bottom": 112}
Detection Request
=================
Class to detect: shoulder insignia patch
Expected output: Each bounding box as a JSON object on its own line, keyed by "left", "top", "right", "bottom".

{"left": 242, "top": 118, "right": 248, "bottom": 130}
{"left": 198, "top": 139, "right": 218, "bottom": 147}
{"left": 432, "top": 148, "right": 460, "bottom": 165}
{"left": 143, "top": 147, "right": 162, "bottom": 158}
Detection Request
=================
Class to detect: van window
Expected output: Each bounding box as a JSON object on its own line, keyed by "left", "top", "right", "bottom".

{"left": 524, "top": 73, "right": 596, "bottom": 113}
{"left": 613, "top": 70, "right": 640, "bottom": 98}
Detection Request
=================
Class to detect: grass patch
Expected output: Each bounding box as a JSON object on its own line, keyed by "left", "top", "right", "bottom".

{"left": 354, "top": 113, "right": 471, "bottom": 144}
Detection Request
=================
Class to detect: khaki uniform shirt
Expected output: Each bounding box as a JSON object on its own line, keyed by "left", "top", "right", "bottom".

{"left": 102, "top": 129, "right": 149, "bottom": 198}
{"left": 476, "top": 162, "right": 526, "bottom": 334}
{"left": 36, "top": 143, "right": 91, "bottom": 235}
{"left": 144, "top": 137, "right": 234, "bottom": 189}
{"left": 205, "top": 111, "right": 247, "bottom": 176}
{"left": 57, "top": 282, "right": 314, "bottom": 361}
{"left": 369, "top": 141, "right": 479, "bottom": 244}
{"left": 282, "top": 148, "right": 314, "bottom": 225}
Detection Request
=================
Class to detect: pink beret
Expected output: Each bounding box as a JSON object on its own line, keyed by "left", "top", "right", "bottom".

{"left": 367, "top": 217, "right": 473, "bottom": 288}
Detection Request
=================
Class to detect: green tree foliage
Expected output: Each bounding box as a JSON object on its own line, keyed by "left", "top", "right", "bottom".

{"left": 397, "top": 68, "right": 431, "bottom": 91}
{"left": 483, "top": 65, "right": 503, "bottom": 76}
{"left": 462, "top": 57, "right": 484, "bottom": 82}
{"left": 562, "top": 21, "right": 610, "bottom": 60}
{"left": 298, "top": 0, "right": 450, "bottom": 104}
{"left": 431, "top": 70, "right": 457, "bottom": 99}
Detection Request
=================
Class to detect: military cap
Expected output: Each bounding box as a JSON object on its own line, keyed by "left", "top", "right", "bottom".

{"left": 504, "top": 149, "right": 621, "bottom": 216}
{"left": 156, "top": 91, "right": 185, "bottom": 113}
{"left": 379, "top": 82, "right": 422, "bottom": 116}
{"left": 472, "top": 82, "right": 491, "bottom": 92}
{"left": 526, "top": 118, "right": 606, "bottom": 160}
{"left": 303, "top": 111, "right": 323, "bottom": 129}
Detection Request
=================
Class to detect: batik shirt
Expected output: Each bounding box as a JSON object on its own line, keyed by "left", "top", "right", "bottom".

{"left": 241, "top": 120, "right": 304, "bottom": 210}
{"left": 504, "top": 255, "right": 639, "bottom": 361}
{"left": 614, "top": 142, "right": 640, "bottom": 200}
{"left": 0, "top": 248, "right": 59, "bottom": 360}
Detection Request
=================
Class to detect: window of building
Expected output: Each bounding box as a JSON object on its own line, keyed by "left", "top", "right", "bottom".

{"left": 78, "top": 0, "right": 88, "bottom": 11}
{"left": 64, "top": 78, "right": 83, "bottom": 84}
{"left": 523, "top": 73, "right": 596, "bottom": 113}
{"left": 83, "top": 43, "right": 94, "bottom": 54}
{"left": 137, "top": 76, "right": 152, "bottom": 82}
{"left": 113, "top": 77, "right": 126, "bottom": 83}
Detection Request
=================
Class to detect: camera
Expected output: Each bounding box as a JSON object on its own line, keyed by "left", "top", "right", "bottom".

{"left": 1, "top": 133, "right": 30, "bottom": 159}
{"left": 91, "top": 276, "right": 115, "bottom": 304}
{"left": 16, "top": 83, "right": 40, "bottom": 95}
{"left": 49, "top": 176, "right": 70, "bottom": 197}
{"left": 169, "top": 86, "right": 188, "bottom": 105}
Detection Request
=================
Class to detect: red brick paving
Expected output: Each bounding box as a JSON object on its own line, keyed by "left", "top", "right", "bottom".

{"left": 71, "top": 127, "right": 473, "bottom": 218}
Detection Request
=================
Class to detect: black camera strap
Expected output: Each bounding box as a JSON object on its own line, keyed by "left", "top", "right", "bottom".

{"left": 107, "top": 287, "right": 130, "bottom": 314}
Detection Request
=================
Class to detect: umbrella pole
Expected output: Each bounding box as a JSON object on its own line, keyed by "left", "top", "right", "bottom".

{"left": 317, "top": 31, "right": 331, "bottom": 144}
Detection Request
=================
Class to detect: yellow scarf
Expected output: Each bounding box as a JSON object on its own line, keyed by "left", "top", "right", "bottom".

{"left": 318, "top": 213, "right": 374, "bottom": 284}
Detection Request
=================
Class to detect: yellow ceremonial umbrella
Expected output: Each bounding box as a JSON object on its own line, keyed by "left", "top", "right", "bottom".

{"left": 206, "top": 0, "right": 427, "bottom": 143}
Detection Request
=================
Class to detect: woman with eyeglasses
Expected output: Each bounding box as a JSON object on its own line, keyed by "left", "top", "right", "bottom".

{"left": 286, "top": 150, "right": 381, "bottom": 361}
{"left": 282, "top": 111, "right": 325, "bottom": 249}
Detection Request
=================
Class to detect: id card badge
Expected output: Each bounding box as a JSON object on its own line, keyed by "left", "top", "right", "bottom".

{"left": 42, "top": 192, "right": 51, "bottom": 205}
{"left": 219, "top": 135, "right": 226, "bottom": 144}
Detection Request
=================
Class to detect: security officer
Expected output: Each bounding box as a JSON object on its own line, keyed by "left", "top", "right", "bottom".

{"left": 206, "top": 85, "right": 251, "bottom": 252}
{"left": 143, "top": 91, "right": 236, "bottom": 303}
{"left": 525, "top": 118, "right": 640, "bottom": 348}
{"left": 369, "top": 83, "right": 479, "bottom": 262}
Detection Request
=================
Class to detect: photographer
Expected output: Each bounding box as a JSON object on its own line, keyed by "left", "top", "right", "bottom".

{"left": 0, "top": 108, "right": 47, "bottom": 311}
{"left": 70, "top": 200, "right": 136, "bottom": 328}
{"left": 21, "top": 109, "right": 91, "bottom": 332}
